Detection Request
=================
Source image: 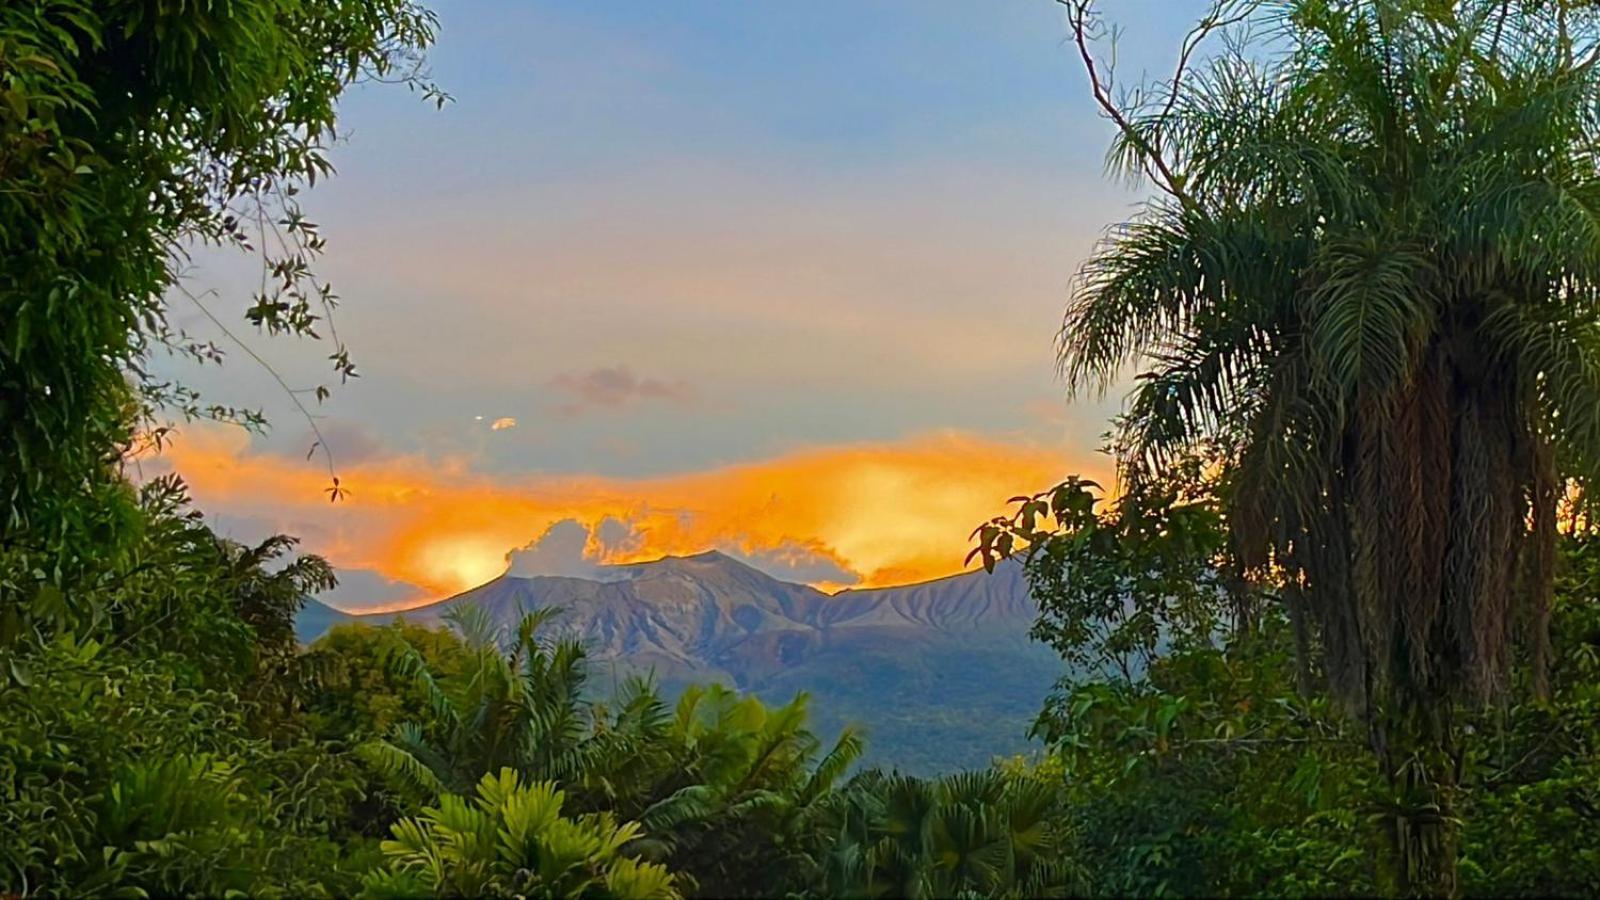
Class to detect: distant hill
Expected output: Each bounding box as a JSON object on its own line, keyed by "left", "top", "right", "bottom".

{"left": 295, "top": 595, "right": 358, "bottom": 644}
{"left": 296, "top": 552, "right": 1063, "bottom": 773}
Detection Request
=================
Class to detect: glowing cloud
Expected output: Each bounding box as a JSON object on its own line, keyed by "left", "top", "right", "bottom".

{"left": 154, "top": 425, "right": 1107, "bottom": 611}
{"left": 490, "top": 417, "right": 518, "bottom": 431}
{"left": 505, "top": 518, "right": 632, "bottom": 581}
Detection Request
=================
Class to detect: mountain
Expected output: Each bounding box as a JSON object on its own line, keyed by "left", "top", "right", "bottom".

{"left": 296, "top": 551, "right": 1063, "bottom": 773}
{"left": 295, "top": 596, "right": 358, "bottom": 644}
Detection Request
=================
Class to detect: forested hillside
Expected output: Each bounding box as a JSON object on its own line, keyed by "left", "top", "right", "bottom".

{"left": 3, "top": 1, "right": 1600, "bottom": 897}
{"left": 296, "top": 553, "right": 1062, "bottom": 773}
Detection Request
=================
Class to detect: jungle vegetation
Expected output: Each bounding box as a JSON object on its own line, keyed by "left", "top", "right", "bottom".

{"left": 2, "top": 0, "right": 1599, "bottom": 896}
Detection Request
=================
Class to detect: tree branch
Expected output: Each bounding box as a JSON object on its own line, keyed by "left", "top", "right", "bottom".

{"left": 176, "top": 283, "right": 345, "bottom": 500}
{"left": 1059, "top": 0, "right": 1252, "bottom": 213}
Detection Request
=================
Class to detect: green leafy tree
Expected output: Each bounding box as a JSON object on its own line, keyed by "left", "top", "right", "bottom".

{"left": 1454, "top": 535, "right": 1600, "bottom": 895}
{"left": 0, "top": 604, "right": 374, "bottom": 895}
{"left": 1, "top": 0, "right": 441, "bottom": 637}
{"left": 974, "top": 467, "right": 1231, "bottom": 682}
{"left": 361, "top": 606, "right": 619, "bottom": 798}
{"left": 1036, "top": 630, "right": 1378, "bottom": 896}
{"left": 362, "top": 768, "right": 680, "bottom": 899}
{"left": 1030, "top": 558, "right": 1600, "bottom": 898}
{"left": 985, "top": 465, "right": 1600, "bottom": 895}
{"left": 1031, "top": 1, "right": 1600, "bottom": 889}
{"left": 630, "top": 683, "right": 865, "bottom": 896}
{"left": 813, "top": 767, "right": 1084, "bottom": 898}
{"left": 305, "top": 620, "right": 473, "bottom": 743}
{"left": 0, "top": 411, "right": 391, "bottom": 896}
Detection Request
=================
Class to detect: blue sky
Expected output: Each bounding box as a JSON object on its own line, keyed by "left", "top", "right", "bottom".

{"left": 156, "top": 0, "right": 1216, "bottom": 607}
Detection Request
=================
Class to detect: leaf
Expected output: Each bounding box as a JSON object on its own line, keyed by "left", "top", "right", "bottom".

{"left": 6, "top": 657, "right": 32, "bottom": 688}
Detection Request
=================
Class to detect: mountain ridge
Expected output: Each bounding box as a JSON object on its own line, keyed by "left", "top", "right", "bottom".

{"left": 295, "top": 551, "right": 1059, "bottom": 772}
{"left": 300, "top": 552, "right": 1036, "bottom": 671}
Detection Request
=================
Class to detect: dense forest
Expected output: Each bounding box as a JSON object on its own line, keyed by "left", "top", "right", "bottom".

{"left": 3, "top": 0, "right": 1599, "bottom": 896}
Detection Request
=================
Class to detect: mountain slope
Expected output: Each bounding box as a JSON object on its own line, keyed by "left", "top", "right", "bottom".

{"left": 297, "top": 552, "right": 1060, "bottom": 772}
{"left": 296, "top": 597, "right": 358, "bottom": 644}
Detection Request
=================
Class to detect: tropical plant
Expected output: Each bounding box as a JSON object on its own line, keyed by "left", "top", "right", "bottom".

{"left": 367, "top": 608, "right": 868, "bottom": 895}
{"left": 0, "top": 622, "right": 375, "bottom": 896}
{"left": 813, "top": 767, "right": 1084, "bottom": 899}
{"left": 0, "top": 2, "right": 458, "bottom": 895}
{"left": 996, "top": 480, "right": 1600, "bottom": 896}
{"left": 974, "top": 464, "right": 1232, "bottom": 683}
{"left": 1036, "top": 626, "right": 1378, "bottom": 897}
{"left": 1013, "top": 1, "right": 1600, "bottom": 889}
{"left": 1, "top": 0, "right": 442, "bottom": 629}
{"left": 631, "top": 684, "right": 865, "bottom": 896}
{"left": 360, "top": 606, "right": 621, "bottom": 798}
{"left": 305, "top": 620, "right": 473, "bottom": 743}
{"left": 361, "top": 768, "right": 679, "bottom": 899}
{"left": 1031, "top": 559, "right": 1600, "bottom": 898}
{"left": 1454, "top": 535, "right": 1600, "bottom": 895}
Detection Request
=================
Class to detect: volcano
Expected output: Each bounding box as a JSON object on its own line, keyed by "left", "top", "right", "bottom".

{"left": 296, "top": 551, "right": 1062, "bottom": 772}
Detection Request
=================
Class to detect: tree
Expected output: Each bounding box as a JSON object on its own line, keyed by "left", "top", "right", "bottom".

{"left": 973, "top": 467, "right": 1232, "bottom": 683}
{"left": 629, "top": 683, "right": 865, "bottom": 896}
{"left": 1037, "top": 1, "right": 1600, "bottom": 891}
{"left": 361, "top": 606, "right": 629, "bottom": 799}
{"left": 812, "top": 767, "right": 1084, "bottom": 898}
{"left": 305, "top": 621, "right": 472, "bottom": 743}
{"left": 367, "top": 607, "right": 868, "bottom": 895}
{"left": 362, "top": 768, "right": 680, "bottom": 899}
{"left": 0, "top": 496, "right": 376, "bottom": 896}
{"left": 985, "top": 470, "right": 1600, "bottom": 895}
{"left": 0, "top": 0, "right": 441, "bottom": 638}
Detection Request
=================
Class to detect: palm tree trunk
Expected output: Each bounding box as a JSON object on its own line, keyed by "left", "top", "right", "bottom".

{"left": 1372, "top": 702, "right": 1459, "bottom": 897}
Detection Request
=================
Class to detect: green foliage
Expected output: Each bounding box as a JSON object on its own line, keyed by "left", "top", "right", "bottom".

{"left": 1455, "top": 543, "right": 1600, "bottom": 896}
{"left": 0, "top": 460, "right": 381, "bottom": 898}
{"left": 975, "top": 466, "right": 1230, "bottom": 679}
{"left": 359, "top": 606, "right": 620, "bottom": 798}
{"left": 0, "top": 631, "right": 375, "bottom": 896}
{"left": 367, "top": 611, "right": 868, "bottom": 895}
{"left": 1050, "top": 2, "right": 1600, "bottom": 886}
{"left": 3, "top": 474, "right": 333, "bottom": 711}
{"left": 0, "top": 471, "right": 379, "bottom": 896}
{"left": 305, "top": 620, "right": 471, "bottom": 743}
{"left": 1, "top": 0, "right": 440, "bottom": 538}
{"left": 1034, "top": 582, "right": 1600, "bottom": 898}
{"left": 627, "top": 683, "right": 864, "bottom": 896}
{"left": 989, "top": 459, "right": 1600, "bottom": 896}
{"left": 363, "top": 768, "right": 679, "bottom": 899}
{"left": 812, "top": 766, "right": 1084, "bottom": 898}
{"left": 1038, "top": 627, "right": 1379, "bottom": 897}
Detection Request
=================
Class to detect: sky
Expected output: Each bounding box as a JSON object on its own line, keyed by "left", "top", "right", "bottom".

{"left": 148, "top": 0, "right": 1211, "bottom": 611}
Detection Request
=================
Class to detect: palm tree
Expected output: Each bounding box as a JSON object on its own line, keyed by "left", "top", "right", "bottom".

{"left": 361, "top": 606, "right": 615, "bottom": 797}
{"left": 364, "top": 611, "right": 866, "bottom": 895}
{"left": 1057, "top": 0, "right": 1600, "bottom": 891}
{"left": 631, "top": 684, "right": 865, "bottom": 896}
{"left": 362, "top": 767, "right": 679, "bottom": 899}
{"left": 815, "top": 768, "right": 1081, "bottom": 898}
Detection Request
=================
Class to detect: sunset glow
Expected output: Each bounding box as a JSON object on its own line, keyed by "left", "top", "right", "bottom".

{"left": 137, "top": 0, "right": 1152, "bottom": 612}
{"left": 156, "top": 426, "right": 1105, "bottom": 610}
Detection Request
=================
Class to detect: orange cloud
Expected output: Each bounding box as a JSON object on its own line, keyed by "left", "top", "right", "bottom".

{"left": 158, "top": 426, "right": 1107, "bottom": 610}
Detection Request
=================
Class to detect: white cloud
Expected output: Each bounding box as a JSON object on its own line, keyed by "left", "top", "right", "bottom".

{"left": 504, "top": 517, "right": 639, "bottom": 580}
